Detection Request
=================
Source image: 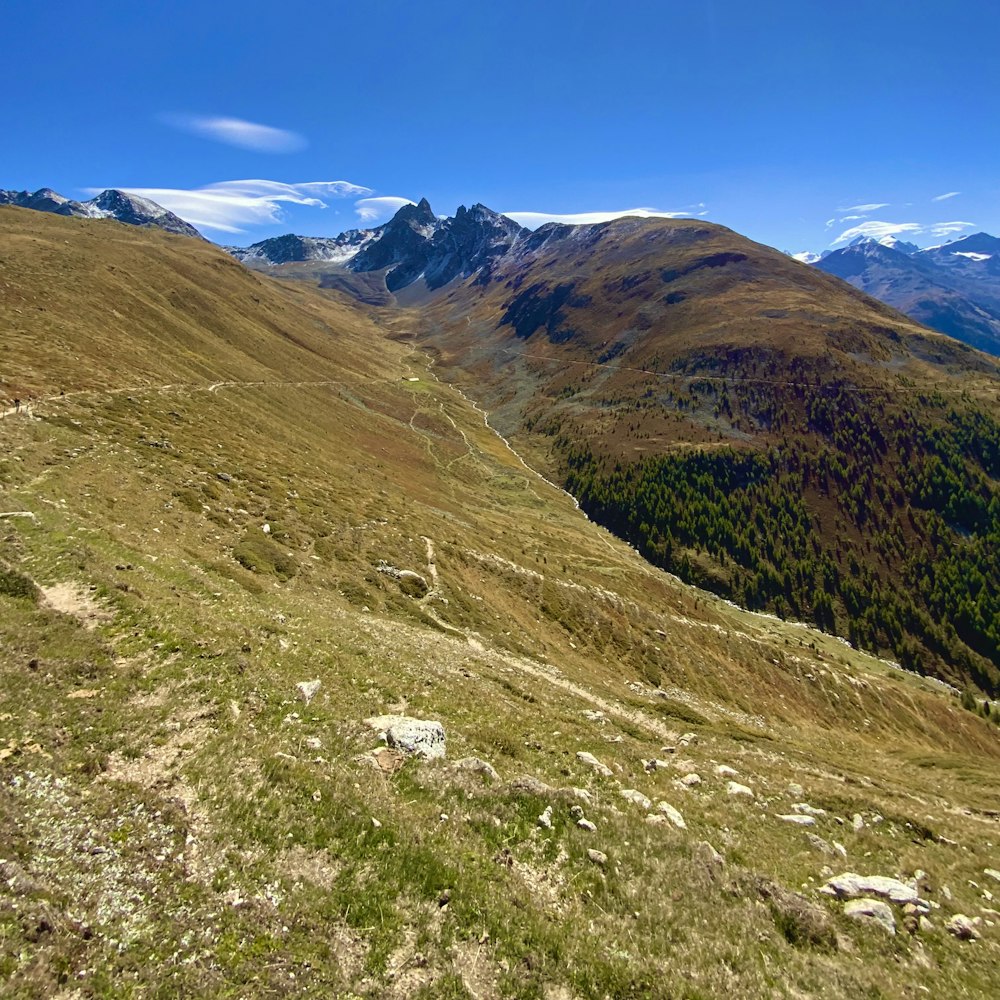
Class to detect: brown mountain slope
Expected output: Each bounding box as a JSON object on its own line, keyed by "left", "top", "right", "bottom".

{"left": 2, "top": 209, "right": 999, "bottom": 996}
{"left": 409, "top": 216, "right": 1000, "bottom": 694}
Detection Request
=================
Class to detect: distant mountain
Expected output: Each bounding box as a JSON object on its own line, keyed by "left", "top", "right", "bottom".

{"left": 0, "top": 186, "right": 201, "bottom": 238}
{"left": 225, "top": 198, "right": 525, "bottom": 293}
{"left": 816, "top": 233, "right": 1000, "bottom": 356}
{"left": 225, "top": 230, "right": 377, "bottom": 266}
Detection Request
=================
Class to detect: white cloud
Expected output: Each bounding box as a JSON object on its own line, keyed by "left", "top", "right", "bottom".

{"left": 929, "top": 220, "right": 976, "bottom": 237}
{"left": 932, "top": 191, "right": 960, "bottom": 202}
{"left": 161, "top": 114, "right": 307, "bottom": 153}
{"left": 824, "top": 218, "right": 835, "bottom": 229}
{"left": 831, "top": 220, "right": 923, "bottom": 246}
{"left": 504, "top": 208, "right": 696, "bottom": 229}
{"left": 838, "top": 202, "right": 890, "bottom": 213}
{"left": 354, "top": 196, "right": 415, "bottom": 224}
{"left": 838, "top": 214, "right": 867, "bottom": 222}
{"left": 85, "top": 179, "right": 373, "bottom": 234}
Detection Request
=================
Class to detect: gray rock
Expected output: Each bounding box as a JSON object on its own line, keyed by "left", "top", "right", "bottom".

{"left": 385, "top": 718, "right": 446, "bottom": 760}
{"left": 851, "top": 813, "right": 864, "bottom": 833}
{"left": 509, "top": 775, "right": 555, "bottom": 797}
{"left": 679, "top": 773, "right": 702, "bottom": 788}
{"left": 820, "top": 872, "right": 925, "bottom": 909}
{"left": 727, "top": 781, "right": 754, "bottom": 798}
{"left": 452, "top": 756, "right": 500, "bottom": 783}
{"left": 945, "top": 914, "right": 981, "bottom": 940}
{"left": 844, "top": 898, "right": 896, "bottom": 935}
{"left": 656, "top": 802, "right": 686, "bottom": 829}
{"left": 678, "top": 732, "right": 698, "bottom": 746}
{"left": 587, "top": 849, "right": 608, "bottom": 867}
{"left": 577, "top": 818, "right": 597, "bottom": 832}
{"left": 715, "top": 764, "right": 739, "bottom": 778}
{"left": 620, "top": 789, "right": 652, "bottom": 810}
{"left": 777, "top": 814, "right": 816, "bottom": 826}
{"left": 787, "top": 782, "right": 805, "bottom": 798}
{"left": 695, "top": 841, "right": 725, "bottom": 866}
{"left": 538, "top": 805, "right": 553, "bottom": 830}
{"left": 806, "top": 833, "right": 836, "bottom": 856}
{"left": 576, "top": 751, "right": 613, "bottom": 777}
{"left": 296, "top": 679, "right": 321, "bottom": 704}
{"left": 791, "top": 803, "right": 827, "bottom": 817}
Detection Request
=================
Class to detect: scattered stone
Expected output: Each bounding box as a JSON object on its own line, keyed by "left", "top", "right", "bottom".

{"left": 577, "top": 818, "right": 597, "bottom": 833}
{"left": 787, "top": 782, "right": 804, "bottom": 798}
{"left": 620, "top": 789, "right": 652, "bottom": 810}
{"left": 777, "top": 814, "right": 816, "bottom": 826}
{"left": 715, "top": 765, "right": 739, "bottom": 778}
{"left": 296, "top": 679, "right": 321, "bottom": 704}
{"left": 371, "top": 817, "right": 382, "bottom": 829}
{"left": 727, "top": 781, "right": 754, "bottom": 798}
{"left": 673, "top": 758, "right": 698, "bottom": 774}
{"left": 216, "top": 472, "right": 232, "bottom": 482}
{"left": 819, "top": 873, "right": 925, "bottom": 909}
{"left": 919, "top": 915, "right": 934, "bottom": 933}
{"left": 792, "top": 803, "right": 827, "bottom": 817}
{"left": 452, "top": 757, "right": 500, "bottom": 783}
{"left": 661, "top": 745, "right": 676, "bottom": 755}
{"left": 582, "top": 710, "right": 604, "bottom": 721}
{"left": 984, "top": 868, "right": 1000, "bottom": 884}
{"left": 575, "top": 751, "right": 613, "bottom": 777}
{"left": 570, "top": 787, "right": 592, "bottom": 803}
{"left": 657, "top": 802, "right": 686, "bottom": 829}
{"left": 679, "top": 773, "right": 702, "bottom": 788}
{"left": 509, "top": 775, "right": 555, "bottom": 797}
{"left": 262, "top": 523, "right": 271, "bottom": 534}
{"left": 644, "top": 758, "right": 671, "bottom": 773}
{"left": 569, "top": 804, "right": 585, "bottom": 820}
{"left": 678, "top": 733, "right": 698, "bottom": 747}
{"left": 806, "top": 833, "right": 836, "bottom": 856}
{"left": 587, "top": 849, "right": 608, "bottom": 867}
{"left": 305, "top": 737, "right": 322, "bottom": 750}
{"left": 538, "top": 806, "right": 553, "bottom": 830}
{"left": 844, "top": 898, "right": 896, "bottom": 935}
{"left": 851, "top": 813, "right": 864, "bottom": 833}
{"left": 645, "top": 814, "right": 666, "bottom": 826}
{"left": 695, "top": 841, "right": 725, "bottom": 867}
{"left": 365, "top": 715, "right": 446, "bottom": 760}
{"left": 946, "top": 914, "right": 980, "bottom": 940}
{"left": 833, "top": 841, "right": 848, "bottom": 859}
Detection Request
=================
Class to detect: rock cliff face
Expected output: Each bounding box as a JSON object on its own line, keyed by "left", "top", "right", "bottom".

{"left": 0, "top": 187, "right": 202, "bottom": 238}
{"left": 223, "top": 198, "right": 526, "bottom": 292}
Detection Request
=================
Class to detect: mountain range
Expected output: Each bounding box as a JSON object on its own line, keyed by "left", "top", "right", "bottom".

{"left": 813, "top": 233, "right": 1000, "bottom": 356}
{"left": 2, "top": 201, "right": 1000, "bottom": 999}
{"left": 0, "top": 186, "right": 202, "bottom": 238}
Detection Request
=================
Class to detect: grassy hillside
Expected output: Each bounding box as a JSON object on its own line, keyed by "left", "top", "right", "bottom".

{"left": 1, "top": 209, "right": 999, "bottom": 998}
{"left": 412, "top": 216, "right": 1000, "bottom": 696}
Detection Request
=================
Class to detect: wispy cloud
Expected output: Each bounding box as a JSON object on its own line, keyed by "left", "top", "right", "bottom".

{"left": 831, "top": 220, "right": 923, "bottom": 246}
{"left": 932, "top": 191, "right": 961, "bottom": 202}
{"left": 160, "top": 114, "right": 307, "bottom": 153}
{"left": 929, "top": 220, "right": 975, "bottom": 238}
{"left": 838, "top": 214, "right": 867, "bottom": 222}
{"left": 838, "top": 202, "right": 890, "bottom": 213}
{"left": 824, "top": 218, "right": 836, "bottom": 229}
{"left": 354, "top": 196, "right": 415, "bottom": 224}
{"left": 504, "top": 208, "right": 698, "bottom": 229}
{"left": 85, "top": 179, "right": 372, "bottom": 234}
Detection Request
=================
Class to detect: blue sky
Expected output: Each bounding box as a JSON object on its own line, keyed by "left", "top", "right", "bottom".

{"left": 3, "top": 1, "right": 998, "bottom": 253}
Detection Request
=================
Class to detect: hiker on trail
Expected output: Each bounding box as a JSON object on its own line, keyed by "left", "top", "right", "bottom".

{"left": 14, "top": 398, "right": 20, "bottom": 413}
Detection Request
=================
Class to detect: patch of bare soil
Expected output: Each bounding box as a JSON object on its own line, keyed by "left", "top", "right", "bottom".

{"left": 41, "top": 582, "right": 113, "bottom": 629}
